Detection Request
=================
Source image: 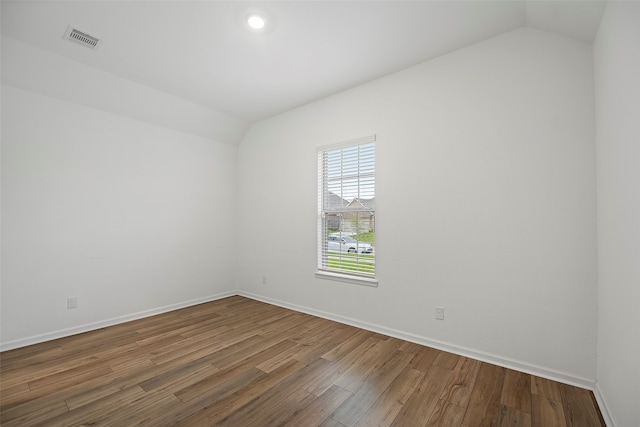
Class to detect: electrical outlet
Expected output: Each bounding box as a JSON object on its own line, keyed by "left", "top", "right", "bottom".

{"left": 67, "top": 297, "right": 78, "bottom": 309}
{"left": 435, "top": 306, "right": 444, "bottom": 320}
{"left": 262, "top": 276, "right": 267, "bottom": 285}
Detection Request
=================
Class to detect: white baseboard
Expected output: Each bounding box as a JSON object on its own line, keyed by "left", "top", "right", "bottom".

{"left": 593, "top": 382, "right": 616, "bottom": 427}
{"left": 238, "top": 290, "right": 597, "bottom": 391}
{"left": 0, "top": 290, "right": 236, "bottom": 352}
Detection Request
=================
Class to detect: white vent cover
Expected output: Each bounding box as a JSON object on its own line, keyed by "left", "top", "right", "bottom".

{"left": 63, "top": 25, "right": 102, "bottom": 50}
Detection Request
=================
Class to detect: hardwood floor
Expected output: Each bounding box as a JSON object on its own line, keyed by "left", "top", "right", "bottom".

{"left": 0, "top": 296, "right": 605, "bottom": 426}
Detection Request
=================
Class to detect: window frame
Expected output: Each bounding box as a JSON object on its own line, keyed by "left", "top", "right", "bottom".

{"left": 316, "top": 136, "right": 378, "bottom": 287}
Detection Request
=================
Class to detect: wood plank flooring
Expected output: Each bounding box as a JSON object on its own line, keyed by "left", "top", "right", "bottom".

{"left": 0, "top": 296, "right": 605, "bottom": 426}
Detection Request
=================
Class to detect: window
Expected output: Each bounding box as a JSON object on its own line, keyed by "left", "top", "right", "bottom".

{"left": 317, "top": 136, "right": 376, "bottom": 285}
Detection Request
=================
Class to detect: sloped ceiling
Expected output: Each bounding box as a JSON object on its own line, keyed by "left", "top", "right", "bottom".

{"left": 1, "top": 1, "right": 605, "bottom": 142}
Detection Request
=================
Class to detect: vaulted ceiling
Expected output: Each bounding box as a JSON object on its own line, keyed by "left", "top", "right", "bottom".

{"left": 1, "top": 1, "right": 605, "bottom": 125}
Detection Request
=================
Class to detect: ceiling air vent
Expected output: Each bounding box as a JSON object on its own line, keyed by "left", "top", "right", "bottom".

{"left": 63, "top": 25, "right": 102, "bottom": 50}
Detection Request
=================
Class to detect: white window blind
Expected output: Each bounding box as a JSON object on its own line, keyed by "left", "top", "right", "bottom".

{"left": 318, "top": 136, "right": 376, "bottom": 280}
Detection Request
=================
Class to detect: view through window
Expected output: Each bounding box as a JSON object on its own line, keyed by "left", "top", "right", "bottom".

{"left": 318, "top": 136, "right": 375, "bottom": 279}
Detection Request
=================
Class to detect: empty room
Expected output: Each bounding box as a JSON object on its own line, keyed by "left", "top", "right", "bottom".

{"left": 1, "top": 1, "right": 638, "bottom": 426}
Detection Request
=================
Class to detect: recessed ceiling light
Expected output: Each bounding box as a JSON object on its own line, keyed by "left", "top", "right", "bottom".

{"left": 247, "top": 13, "right": 265, "bottom": 30}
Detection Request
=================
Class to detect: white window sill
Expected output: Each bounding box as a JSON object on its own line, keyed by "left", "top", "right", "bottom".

{"left": 315, "top": 270, "right": 378, "bottom": 287}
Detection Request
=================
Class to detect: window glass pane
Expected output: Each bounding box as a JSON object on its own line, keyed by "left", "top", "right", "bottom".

{"left": 318, "top": 138, "right": 375, "bottom": 278}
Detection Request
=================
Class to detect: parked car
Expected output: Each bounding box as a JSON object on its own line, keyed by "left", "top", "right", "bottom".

{"left": 327, "top": 235, "right": 373, "bottom": 254}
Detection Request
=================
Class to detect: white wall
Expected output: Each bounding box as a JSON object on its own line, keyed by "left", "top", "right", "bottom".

{"left": 594, "top": 2, "right": 640, "bottom": 426}
{"left": 237, "top": 27, "right": 598, "bottom": 384}
{"left": 1, "top": 69, "right": 238, "bottom": 348}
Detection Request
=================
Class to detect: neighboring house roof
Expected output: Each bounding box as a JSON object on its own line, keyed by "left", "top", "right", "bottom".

{"left": 326, "top": 193, "right": 375, "bottom": 211}
{"left": 347, "top": 198, "right": 375, "bottom": 210}
{"left": 326, "top": 192, "right": 348, "bottom": 210}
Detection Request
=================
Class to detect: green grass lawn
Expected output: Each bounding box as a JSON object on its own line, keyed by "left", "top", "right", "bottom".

{"left": 355, "top": 232, "right": 375, "bottom": 244}
{"left": 327, "top": 252, "right": 375, "bottom": 275}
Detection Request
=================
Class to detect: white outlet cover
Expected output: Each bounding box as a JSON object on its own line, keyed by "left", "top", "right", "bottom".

{"left": 67, "top": 297, "right": 78, "bottom": 309}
